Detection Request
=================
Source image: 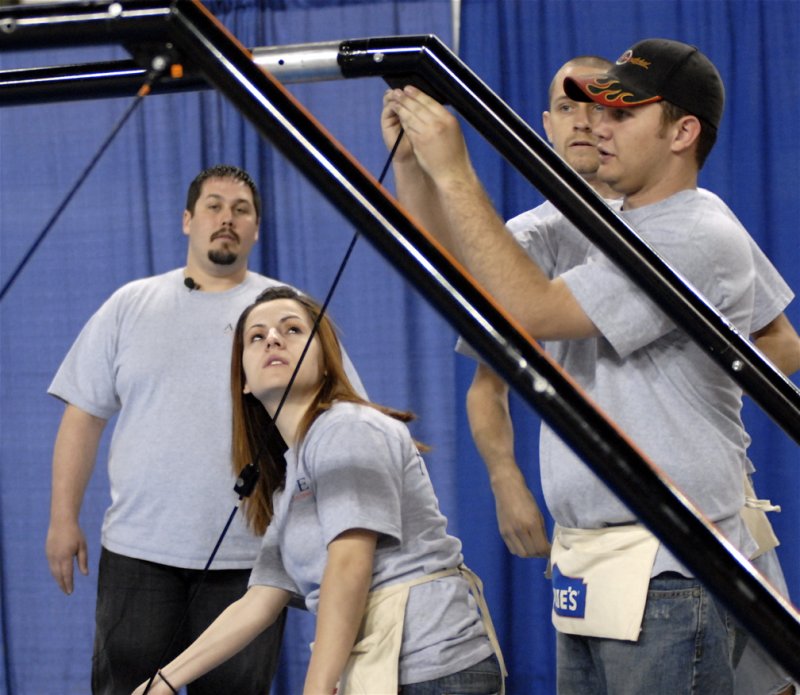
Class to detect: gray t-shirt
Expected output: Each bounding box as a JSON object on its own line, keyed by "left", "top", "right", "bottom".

{"left": 249, "top": 401, "right": 493, "bottom": 684}
{"left": 551, "top": 190, "right": 763, "bottom": 567}
{"left": 462, "top": 189, "right": 792, "bottom": 573}
{"left": 48, "top": 268, "right": 365, "bottom": 569}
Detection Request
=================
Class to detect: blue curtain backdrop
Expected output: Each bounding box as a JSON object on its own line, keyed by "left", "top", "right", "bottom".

{"left": 0, "top": 1, "right": 797, "bottom": 693}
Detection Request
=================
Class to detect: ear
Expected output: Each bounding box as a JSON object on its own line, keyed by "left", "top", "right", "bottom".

{"left": 243, "top": 382, "right": 251, "bottom": 395}
{"left": 182, "top": 209, "right": 192, "bottom": 236}
{"left": 542, "top": 111, "right": 554, "bottom": 144}
{"left": 670, "top": 115, "right": 701, "bottom": 155}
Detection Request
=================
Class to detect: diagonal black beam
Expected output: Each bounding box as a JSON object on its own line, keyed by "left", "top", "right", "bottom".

{"left": 166, "top": 2, "right": 800, "bottom": 679}
{"left": 1, "top": 0, "right": 799, "bottom": 680}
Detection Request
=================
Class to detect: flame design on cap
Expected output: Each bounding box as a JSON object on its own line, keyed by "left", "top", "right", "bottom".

{"left": 583, "top": 77, "right": 662, "bottom": 107}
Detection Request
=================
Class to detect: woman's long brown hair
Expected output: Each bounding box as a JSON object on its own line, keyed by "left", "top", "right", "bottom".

{"left": 231, "top": 286, "right": 417, "bottom": 535}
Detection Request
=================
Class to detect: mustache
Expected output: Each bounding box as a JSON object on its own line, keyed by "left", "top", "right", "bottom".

{"left": 211, "top": 228, "right": 240, "bottom": 243}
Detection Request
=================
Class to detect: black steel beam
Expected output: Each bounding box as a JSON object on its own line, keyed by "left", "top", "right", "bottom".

{"left": 0, "top": 1, "right": 171, "bottom": 50}
{"left": 0, "top": 40, "right": 345, "bottom": 106}
{"left": 0, "top": 60, "right": 204, "bottom": 104}
{"left": 161, "top": 1, "right": 800, "bottom": 678}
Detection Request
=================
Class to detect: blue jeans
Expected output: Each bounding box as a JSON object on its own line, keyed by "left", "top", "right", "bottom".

{"left": 92, "top": 548, "right": 285, "bottom": 695}
{"left": 557, "top": 573, "right": 744, "bottom": 695}
{"left": 400, "top": 654, "right": 503, "bottom": 694}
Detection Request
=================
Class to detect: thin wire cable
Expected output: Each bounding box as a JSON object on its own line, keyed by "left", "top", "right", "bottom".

{"left": 0, "top": 54, "right": 173, "bottom": 303}
{"left": 272, "top": 129, "right": 404, "bottom": 426}
{"left": 144, "top": 130, "right": 405, "bottom": 692}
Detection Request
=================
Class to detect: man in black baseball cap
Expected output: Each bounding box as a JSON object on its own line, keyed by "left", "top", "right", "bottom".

{"left": 382, "top": 36, "right": 795, "bottom": 694}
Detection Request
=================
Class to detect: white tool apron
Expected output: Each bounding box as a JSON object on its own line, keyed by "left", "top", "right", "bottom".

{"left": 550, "top": 524, "right": 660, "bottom": 641}
{"left": 336, "top": 565, "right": 506, "bottom": 694}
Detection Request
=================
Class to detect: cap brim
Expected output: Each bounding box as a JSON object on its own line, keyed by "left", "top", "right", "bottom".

{"left": 564, "top": 74, "right": 663, "bottom": 108}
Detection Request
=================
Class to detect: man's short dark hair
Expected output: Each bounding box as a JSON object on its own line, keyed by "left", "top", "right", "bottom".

{"left": 185, "top": 165, "right": 262, "bottom": 221}
{"left": 659, "top": 101, "right": 717, "bottom": 170}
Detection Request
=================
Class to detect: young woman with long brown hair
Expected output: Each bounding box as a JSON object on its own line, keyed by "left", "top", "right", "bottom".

{"left": 134, "top": 286, "right": 503, "bottom": 695}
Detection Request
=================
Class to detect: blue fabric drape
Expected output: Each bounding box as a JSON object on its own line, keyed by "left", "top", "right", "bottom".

{"left": 0, "top": 1, "right": 797, "bottom": 694}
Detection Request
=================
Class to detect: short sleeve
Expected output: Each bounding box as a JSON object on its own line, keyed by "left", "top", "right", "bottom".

{"left": 302, "top": 415, "right": 405, "bottom": 547}
{"left": 47, "top": 291, "right": 123, "bottom": 419}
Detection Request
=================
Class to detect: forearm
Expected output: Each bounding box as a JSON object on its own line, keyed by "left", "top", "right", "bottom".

{"left": 466, "top": 365, "right": 521, "bottom": 485}
{"left": 433, "top": 175, "right": 562, "bottom": 335}
{"left": 304, "top": 530, "right": 376, "bottom": 694}
{"left": 467, "top": 364, "right": 551, "bottom": 557}
{"left": 757, "top": 337, "right": 800, "bottom": 375}
{"left": 753, "top": 313, "right": 800, "bottom": 376}
{"left": 49, "top": 404, "right": 106, "bottom": 523}
{"left": 392, "top": 158, "right": 457, "bottom": 251}
{"left": 150, "top": 587, "right": 289, "bottom": 693}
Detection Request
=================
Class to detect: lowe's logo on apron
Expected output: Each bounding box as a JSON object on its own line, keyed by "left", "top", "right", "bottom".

{"left": 552, "top": 564, "right": 587, "bottom": 618}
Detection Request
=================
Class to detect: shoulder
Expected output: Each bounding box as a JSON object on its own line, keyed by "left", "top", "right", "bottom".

{"left": 109, "top": 269, "right": 180, "bottom": 300}
{"left": 687, "top": 191, "right": 751, "bottom": 259}
{"left": 245, "top": 271, "right": 291, "bottom": 291}
{"left": 92, "top": 270, "right": 178, "bottom": 319}
{"left": 507, "top": 200, "right": 557, "bottom": 226}
{"left": 627, "top": 190, "right": 746, "bottom": 247}
{"left": 307, "top": 402, "right": 410, "bottom": 452}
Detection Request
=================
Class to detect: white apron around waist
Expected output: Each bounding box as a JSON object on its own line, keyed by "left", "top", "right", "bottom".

{"left": 550, "top": 524, "right": 659, "bottom": 642}
{"left": 337, "top": 564, "right": 506, "bottom": 695}
{"left": 741, "top": 473, "right": 781, "bottom": 560}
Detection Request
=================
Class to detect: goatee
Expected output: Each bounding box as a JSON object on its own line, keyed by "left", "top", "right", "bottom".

{"left": 208, "top": 249, "right": 238, "bottom": 266}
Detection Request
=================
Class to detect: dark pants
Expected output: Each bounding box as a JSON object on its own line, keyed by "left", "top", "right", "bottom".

{"left": 92, "top": 548, "right": 285, "bottom": 695}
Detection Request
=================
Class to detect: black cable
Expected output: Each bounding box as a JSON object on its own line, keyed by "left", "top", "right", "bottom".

{"left": 272, "top": 128, "right": 405, "bottom": 428}
{"left": 143, "top": 130, "right": 405, "bottom": 693}
{"left": 0, "top": 49, "right": 176, "bottom": 303}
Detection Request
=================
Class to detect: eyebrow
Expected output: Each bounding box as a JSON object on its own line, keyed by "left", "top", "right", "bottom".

{"left": 245, "top": 314, "right": 305, "bottom": 331}
{"left": 202, "top": 193, "right": 253, "bottom": 207}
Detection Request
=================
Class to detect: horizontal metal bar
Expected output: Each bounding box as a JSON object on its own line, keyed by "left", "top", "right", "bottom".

{"left": 252, "top": 41, "right": 344, "bottom": 82}
{"left": 0, "top": 1, "right": 172, "bottom": 50}
{"left": 0, "top": 41, "right": 350, "bottom": 106}
{"left": 0, "top": 60, "right": 203, "bottom": 104}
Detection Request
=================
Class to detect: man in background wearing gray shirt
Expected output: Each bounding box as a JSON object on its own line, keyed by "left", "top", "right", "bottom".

{"left": 45, "top": 165, "right": 362, "bottom": 694}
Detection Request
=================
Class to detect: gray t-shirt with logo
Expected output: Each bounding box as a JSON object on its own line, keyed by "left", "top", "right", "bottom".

{"left": 249, "top": 401, "right": 493, "bottom": 684}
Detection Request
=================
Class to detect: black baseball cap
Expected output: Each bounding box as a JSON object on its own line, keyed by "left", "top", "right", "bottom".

{"left": 564, "top": 38, "right": 724, "bottom": 130}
